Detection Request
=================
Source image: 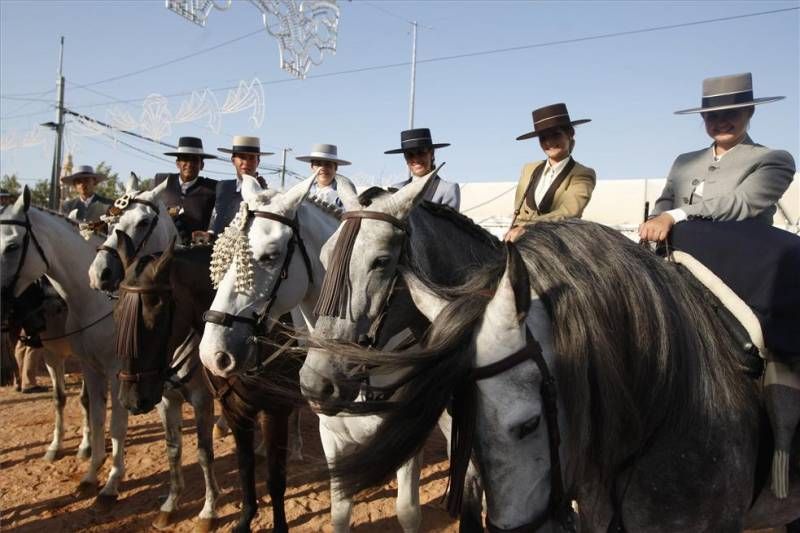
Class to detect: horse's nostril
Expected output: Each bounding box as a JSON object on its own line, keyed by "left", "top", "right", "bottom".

{"left": 214, "top": 351, "right": 235, "bottom": 372}
{"left": 321, "top": 380, "right": 335, "bottom": 399}
{"left": 100, "top": 267, "right": 111, "bottom": 281}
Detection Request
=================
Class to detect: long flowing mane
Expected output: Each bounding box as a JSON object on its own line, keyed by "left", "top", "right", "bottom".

{"left": 326, "top": 219, "right": 758, "bottom": 496}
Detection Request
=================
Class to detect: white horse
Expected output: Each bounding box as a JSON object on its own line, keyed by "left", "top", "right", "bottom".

{"left": 0, "top": 188, "right": 127, "bottom": 504}
{"left": 199, "top": 174, "right": 429, "bottom": 532}
{"left": 88, "top": 173, "right": 175, "bottom": 293}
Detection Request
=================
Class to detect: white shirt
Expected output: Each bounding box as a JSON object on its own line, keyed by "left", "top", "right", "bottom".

{"left": 666, "top": 142, "right": 740, "bottom": 223}
{"left": 80, "top": 194, "right": 95, "bottom": 207}
{"left": 534, "top": 157, "right": 571, "bottom": 206}
{"left": 180, "top": 176, "right": 199, "bottom": 195}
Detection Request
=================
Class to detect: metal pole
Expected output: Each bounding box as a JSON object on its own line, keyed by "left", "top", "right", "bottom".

{"left": 48, "top": 36, "right": 66, "bottom": 210}
{"left": 280, "top": 148, "right": 289, "bottom": 189}
{"left": 408, "top": 21, "right": 417, "bottom": 129}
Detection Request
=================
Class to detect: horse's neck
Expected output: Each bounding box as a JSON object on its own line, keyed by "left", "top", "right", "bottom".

{"left": 297, "top": 203, "right": 340, "bottom": 318}
{"left": 173, "top": 247, "right": 214, "bottom": 328}
{"left": 408, "top": 206, "right": 500, "bottom": 287}
{"left": 30, "top": 210, "right": 110, "bottom": 310}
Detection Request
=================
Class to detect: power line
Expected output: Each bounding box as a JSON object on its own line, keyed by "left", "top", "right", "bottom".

{"left": 1, "top": 95, "right": 54, "bottom": 103}
{"left": 68, "top": 29, "right": 264, "bottom": 91}
{"left": 60, "top": 6, "right": 798, "bottom": 112}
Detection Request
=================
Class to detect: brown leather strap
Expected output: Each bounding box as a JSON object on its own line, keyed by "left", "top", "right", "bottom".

{"left": 118, "top": 283, "right": 172, "bottom": 294}
{"left": 342, "top": 210, "right": 408, "bottom": 233}
{"left": 538, "top": 158, "right": 576, "bottom": 214}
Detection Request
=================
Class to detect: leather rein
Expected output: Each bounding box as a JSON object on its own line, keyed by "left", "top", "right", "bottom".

{"left": 201, "top": 209, "right": 313, "bottom": 371}
{"left": 1, "top": 214, "right": 51, "bottom": 298}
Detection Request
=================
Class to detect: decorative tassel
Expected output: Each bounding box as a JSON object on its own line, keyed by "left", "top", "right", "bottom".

{"left": 115, "top": 291, "right": 142, "bottom": 360}
{"left": 314, "top": 217, "right": 362, "bottom": 318}
{"left": 444, "top": 382, "right": 477, "bottom": 517}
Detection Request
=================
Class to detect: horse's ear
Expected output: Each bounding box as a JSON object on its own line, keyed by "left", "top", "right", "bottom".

{"left": 279, "top": 170, "right": 319, "bottom": 212}
{"left": 486, "top": 243, "right": 530, "bottom": 327}
{"left": 401, "top": 268, "right": 448, "bottom": 322}
{"left": 334, "top": 174, "right": 360, "bottom": 211}
{"left": 241, "top": 174, "right": 264, "bottom": 203}
{"left": 152, "top": 236, "right": 176, "bottom": 280}
{"left": 505, "top": 241, "right": 531, "bottom": 319}
{"left": 13, "top": 186, "right": 30, "bottom": 213}
{"left": 150, "top": 175, "right": 169, "bottom": 198}
{"left": 115, "top": 230, "right": 136, "bottom": 270}
{"left": 125, "top": 172, "right": 139, "bottom": 193}
{"left": 384, "top": 163, "right": 444, "bottom": 220}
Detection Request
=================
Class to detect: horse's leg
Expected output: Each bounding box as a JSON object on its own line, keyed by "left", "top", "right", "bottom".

{"left": 77, "top": 377, "right": 92, "bottom": 459}
{"left": 42, "top": 351, "right": 66, "bottom": 462}
{"left": 320, "top": 421, "right": 353, "bottom": 533}
{"left": 77, "top": 366, "right": 107, "bottom": 496}
{"left": 288, "top": 408, "right": 303, "bottom": 461}
{"left": 97, "top": 372, "right": 129, "bottom": 502}
{"left": 213, "top": 412, "right": 229, "bottom": 439}
{"left": 152, "top": 390, "right": 184, "bottom": 530}
{"left": 190, "top": 377, "right": 220, "bottom": 531}
{"left": 438, "top": 411, "right": 483, "bottom": 532}
{"left": 231, "top": 418, "right": 258, "bottom": 533}
{"left": 262, "top": 412, "right": 289, "bottom": 533}
{"left": 395, "top": 452, "right": 422, "bottom": 533}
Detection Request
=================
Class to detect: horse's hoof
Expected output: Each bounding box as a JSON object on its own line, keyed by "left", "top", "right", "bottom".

{"left": 93, "top": 493, "right": 118, "bottom": 511}
{"left": 193, "top": 517, "right": 215, "bottom": 533}
{"left": 75, "top": 481, "right": 98, "bottom": 499}
{"left": 43, "top": 449, "right": 60, "bottom": 462}
{"left": 152, "top": 510, "right": 174, "bottom": 530}
{"left": 212, "top": 425, "right": 228, "bottom": 439}
{"left": 76, "top": 446, "right": 91, "bottom": 460}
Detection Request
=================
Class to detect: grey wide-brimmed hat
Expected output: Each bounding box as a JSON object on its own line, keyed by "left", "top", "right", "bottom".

{"left": 61, "top": 165, "right": 107, "bottom": 185}
{"left": 295, "top": 144, "right": 351, "bottom": 166}
{"left": 164, "top": 136, "right": 217, "bottom": 159}
{"left": 218, "top": 135, "right": 274, "bottom": 156}
{"left": 516, "top": 103, "right": 591, "bottom": 141}
{"left": 675, "top": 72, "right": 785, "bottom": 115}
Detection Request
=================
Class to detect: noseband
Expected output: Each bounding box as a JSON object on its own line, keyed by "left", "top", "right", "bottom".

{"left": 97, "top": 195, "right": 162, "bottom": 266}
{"left": 202, "top": 209, "right": 313, "bottom": 358}
{"left": 449, "top": 330, "right": 574, "bottom": 533}
{"left": 1, "top": 214, "right": 51, "bottom": 298}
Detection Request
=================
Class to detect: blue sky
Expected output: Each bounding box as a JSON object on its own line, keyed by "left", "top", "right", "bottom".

{"left": 1, "top": 0, "right": 798, "bottom": 191}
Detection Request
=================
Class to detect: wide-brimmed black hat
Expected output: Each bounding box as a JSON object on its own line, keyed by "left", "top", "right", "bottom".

{"left": 384, "top": 128, "right": 450, "bottom": 154}
{"left": 674, "top": 72, "right": 785, "bottom": 115}
{"left": 163, "top": 136, "right": 218, "bottom": 159}
{"left": 516, "top": 103, "right": 591, "bottom": 141}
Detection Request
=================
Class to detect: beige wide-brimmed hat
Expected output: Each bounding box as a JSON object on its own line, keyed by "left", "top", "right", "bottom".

{"left": 295, "top": 144, "right": 351, "bottom": 166}
{"left": 61, "top": 165, "right": 107, "bottom": 185}
{"left": 218, "top": 135, "right": 274, "bottom": 156}
{"left": 674, "top": 72, "right": 785, "bottom": 115}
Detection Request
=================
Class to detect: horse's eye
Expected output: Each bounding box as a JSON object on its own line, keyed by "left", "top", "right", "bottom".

{"left": 4, "top": 243, "right": 19, "bottom": 254}
{"left": 258, "top": 252, "right": 279, "bottom": 264}
{"left": 515, "top": 415, "right": 541, "bottom": 439}
{"left": 371, "top": 256, "right": 391, "bottom": 270}
{"left": 135, "top": 219, "right": 150, "bottom": 228}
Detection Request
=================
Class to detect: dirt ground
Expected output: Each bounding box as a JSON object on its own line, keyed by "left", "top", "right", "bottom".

{"left": 0, "top": 373, "right": 787, "bottom": 533}
{"left": 0, "top": 372, "right": 459, "bottom": 532}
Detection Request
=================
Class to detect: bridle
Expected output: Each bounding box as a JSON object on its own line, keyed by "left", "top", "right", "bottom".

{"left": 97, "top": 193, "right": 162, "bottom": 267}
{"left": 202, "top": 208, "right": 313, "bottom": 368}
{"left": 1, "top": 212, "right": 51, "bottom": 299}
{"left": 451, "top": 329, "right": 575, "bottom": 533}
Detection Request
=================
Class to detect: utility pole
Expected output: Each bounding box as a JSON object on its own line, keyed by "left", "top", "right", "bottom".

{"left": 408, "top": 21, "right": 418, "bottom": 129}
{"left": 48, "top": 37, "right": 66, "bottom": 210}
{"left": 279, "top": 147, "right": 292, "bottom": 189}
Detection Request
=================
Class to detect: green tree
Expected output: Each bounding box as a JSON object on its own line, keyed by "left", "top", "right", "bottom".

{"left": 0, "top": 174, "right": 22, "bottom": 195}
{"left": 30, "top": 180, "right": 50, "bottom": 207}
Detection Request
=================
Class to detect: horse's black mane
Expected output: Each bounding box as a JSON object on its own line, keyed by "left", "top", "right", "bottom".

{"left": 418, "top": 200, "right": 500, "bottom": 250}
{"left": 326, "top": 219, "right": 758, "bottom": 498}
